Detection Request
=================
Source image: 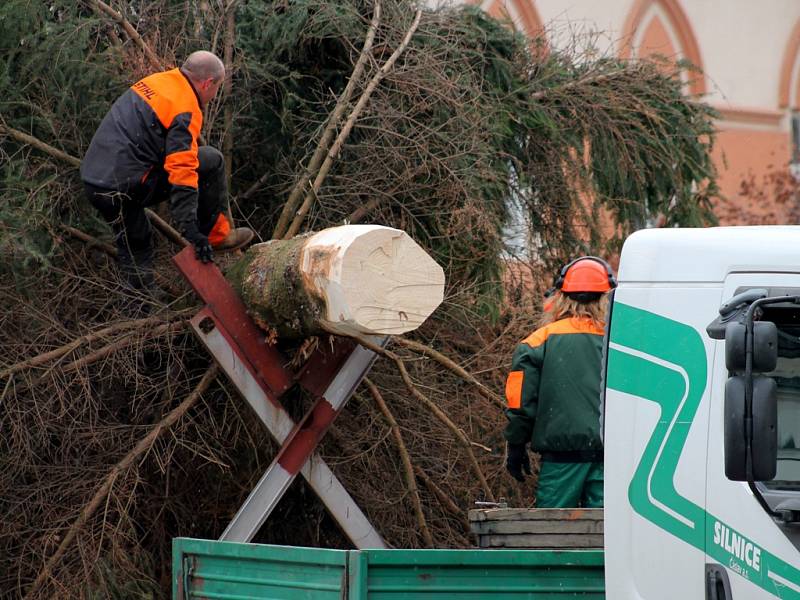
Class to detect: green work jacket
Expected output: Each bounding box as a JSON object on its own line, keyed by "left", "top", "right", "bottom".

{"left": 503, "top": 317, "right": 605, "bottom": 460}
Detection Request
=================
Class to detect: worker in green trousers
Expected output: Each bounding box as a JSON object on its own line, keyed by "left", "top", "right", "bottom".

{"left": 503, "top": 257, "right": 616, "bottom": 508}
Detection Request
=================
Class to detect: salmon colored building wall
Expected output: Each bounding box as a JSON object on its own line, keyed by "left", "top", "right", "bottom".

{"left": 482, "top": 0, "right": 543, "bottom": 39}
{"left": 474, "top": 0, "right": 800, "bottom": 225}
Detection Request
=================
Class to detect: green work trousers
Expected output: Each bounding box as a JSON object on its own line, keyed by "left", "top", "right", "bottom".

{"left": 535, "top": 461, "right": 604, "bottom": 508}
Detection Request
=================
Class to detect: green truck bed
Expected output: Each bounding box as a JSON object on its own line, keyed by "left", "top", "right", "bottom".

{"left": 173, "top": 538, "right": 604, "bottom": 599}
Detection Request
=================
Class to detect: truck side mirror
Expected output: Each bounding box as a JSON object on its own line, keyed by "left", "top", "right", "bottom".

{"left": 724, "top": 321, "right": 777, "bottom": 372}
{"left": 724, "top": 375, "right": 777, "bottom": 481}
{"left": 723, "top": 320, "right": 778, "bottom": 482}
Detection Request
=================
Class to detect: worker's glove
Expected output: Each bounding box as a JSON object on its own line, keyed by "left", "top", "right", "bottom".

{"left": 184, "top": 227, "right": 214, "bottom": 264}
{"left": 505, "top": 442, "right": 531, "bottom": 482}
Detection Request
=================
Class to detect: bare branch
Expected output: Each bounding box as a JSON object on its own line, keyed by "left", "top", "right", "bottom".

{"left": 60, "top": 225, "right": 117, "bottom": 257}
{"left": 0, "top": 123, "right": 81, "bottom": 168}
{"left": 87, "top": 0, "right": 164, "bottom": 71}
{"left": 57, "top": 321, "right": 186, "bottom": 376}
{"left": 23, "top": 365, "right": 218, "bottom": 600}
{"left": 365, "top": 377, "right": 433, "bottom": 548}
{"left": 393, "top": 337, "right": 504, "bottom": 409}
{"left": 347, "top": 197, "right": 382, "bottom": 224}
{"left": 266, "top": 0, "right": 382, "bottom": 234}
{"left": 389, "top": 351, "right": 495, "bottom": 502}
{"left": 413, "top": 465, "right": 470, "bottom": 535}
{"left": 0, "top": 316, "right": 172, "bottom": 380}
{"left": 144, "top": 208, "right": 189, "bottom": 247}
{"left": 322, "top": 326, "right": 495, "bottom": 502}
{"left": 282, "top": 8, "right": 422, "bottom": 238}
{"left": 222, "top": 0, "right": 236, "bottom": 200}
{"left": 59, "top": 223, "right": 186, "bottom": 297}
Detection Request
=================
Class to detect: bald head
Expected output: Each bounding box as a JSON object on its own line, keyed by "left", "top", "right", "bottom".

{"left": 181, "top": 51, "right": 225, "bottom": 108}
{"left": 182, "top": 51, "right": 225, "bottom": 83}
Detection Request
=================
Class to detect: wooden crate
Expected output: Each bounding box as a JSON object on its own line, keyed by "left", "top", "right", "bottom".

{"left": 468, "top": 508, "right": 604, "bottom": 549}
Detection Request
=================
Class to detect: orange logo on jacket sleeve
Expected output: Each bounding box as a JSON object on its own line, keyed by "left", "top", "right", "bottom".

{"left": 132, "top": 80, "right": 156, "bottom": 100}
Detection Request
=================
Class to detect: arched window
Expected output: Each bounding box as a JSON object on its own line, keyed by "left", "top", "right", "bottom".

{"left": 479, "top": 0, "right": 543, "bottom": 39}
{"left": 620, "top": 0, "right": 706, "bottom": 96}
{"left": 779, "top": 20, "right": 800, "bottom": 111}
{"left": 779, "top": 20, "right": 800, "bottom": 175}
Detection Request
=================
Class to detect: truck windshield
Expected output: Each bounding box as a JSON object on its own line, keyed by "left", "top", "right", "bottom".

{"left": 762, "top": 316, "right": 800, "bottom": 492}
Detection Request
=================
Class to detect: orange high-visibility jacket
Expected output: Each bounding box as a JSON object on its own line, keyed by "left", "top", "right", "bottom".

{"left": 504, "top": 317, "right": 605, "bottom": 461}
{"left": 81, "top": 68, "right": 203, "bottom": 233}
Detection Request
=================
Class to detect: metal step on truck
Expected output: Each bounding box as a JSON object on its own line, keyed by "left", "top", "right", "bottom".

{"left": 173, "top": 226, "right": 800, "bottom": 599}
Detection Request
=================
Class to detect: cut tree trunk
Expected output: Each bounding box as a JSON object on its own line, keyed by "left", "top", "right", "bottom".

{"left": 226, "top": 225, "right": 445, "bottom": 338}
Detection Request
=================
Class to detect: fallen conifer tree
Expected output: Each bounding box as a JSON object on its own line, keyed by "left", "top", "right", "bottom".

{"left": 0, "top": 0, "right": 721, "bottom": 597}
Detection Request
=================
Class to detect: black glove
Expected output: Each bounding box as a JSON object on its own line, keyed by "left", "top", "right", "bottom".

{"left": 506, "top": 442, "right": 531, "bottom": 482}
{"left": 184, "top": 227, "right": 214, "bottom": 264}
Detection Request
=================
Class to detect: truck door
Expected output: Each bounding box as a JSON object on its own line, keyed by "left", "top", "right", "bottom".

{"left": 604, "top": 284, "right": 722, "bottom": 599}
{"left": 706, "top": 274, "right": 800, "bottom": 598}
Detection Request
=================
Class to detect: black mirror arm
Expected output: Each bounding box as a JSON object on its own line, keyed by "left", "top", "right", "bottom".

{"left": 719, "top": 288, "right": 768, "bottom": 317}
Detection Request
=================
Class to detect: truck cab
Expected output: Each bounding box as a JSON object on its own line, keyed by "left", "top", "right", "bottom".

{"left": 604, "top": 226, "right": 800, "bottom": 599}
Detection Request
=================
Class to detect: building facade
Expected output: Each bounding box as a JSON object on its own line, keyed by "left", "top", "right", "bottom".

{"left": 475, "top": 0, "right": 800, "bottom": 223}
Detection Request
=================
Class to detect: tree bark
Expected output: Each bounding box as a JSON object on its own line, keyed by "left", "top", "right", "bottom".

{"left": 227, "top": 224, "right": 444, "bottom": 338}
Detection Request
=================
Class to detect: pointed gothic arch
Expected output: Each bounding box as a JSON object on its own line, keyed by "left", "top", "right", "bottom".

{"left": 779, "top": 19, "right": 800, "bottom": 109}
{"left": 620, "top": 0, "right": 706, "bottom": 96}
{"left": 481, "top": 0, "right": 543, "bottom": 40}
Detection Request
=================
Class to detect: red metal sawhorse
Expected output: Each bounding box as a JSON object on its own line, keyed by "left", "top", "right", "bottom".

{"left": 173, "top": 246, "right": 386, "bottom": 548}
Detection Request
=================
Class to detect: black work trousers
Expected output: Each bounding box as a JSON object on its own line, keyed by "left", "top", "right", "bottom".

{"left": 84, "top": 146, "right": 227, "bottom": 290}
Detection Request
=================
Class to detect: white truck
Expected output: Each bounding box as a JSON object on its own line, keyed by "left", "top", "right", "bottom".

{"left": 173, "top": 226, "right": 800, "bottom": 599}
{"left": 604, "top": 226, "right": 800, "bottom": 599}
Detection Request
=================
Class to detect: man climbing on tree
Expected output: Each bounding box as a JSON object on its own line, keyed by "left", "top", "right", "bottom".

{"left": 503, "top": 256, "right": 616, "bottom": 508}
{"left": 81, "top": 50, "right": 254, "bottom": 297}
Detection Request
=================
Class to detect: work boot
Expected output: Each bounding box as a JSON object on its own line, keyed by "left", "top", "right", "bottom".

{"left": 116, "top": 247, "right": 169, "bottom": 316}
{"left": 212, "top": 227, "right": 255, "bottom": 253}
{"left": 118, "top": 247, "right": 155, "bottom": 290}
